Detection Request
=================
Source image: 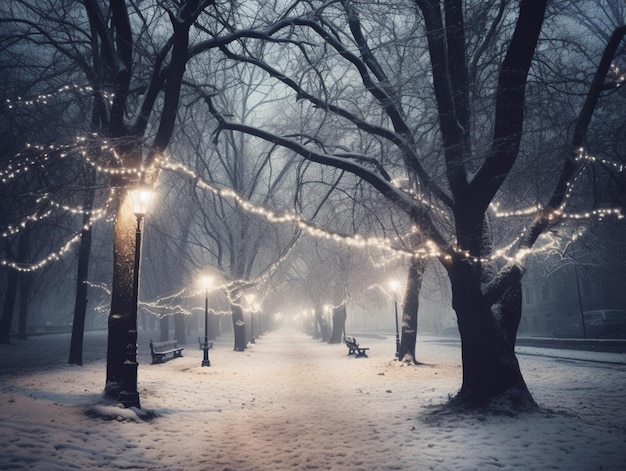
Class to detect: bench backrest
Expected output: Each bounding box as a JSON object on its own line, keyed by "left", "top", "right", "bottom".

{"left": 151, "top": 339, "right": 178, "bottom": 351}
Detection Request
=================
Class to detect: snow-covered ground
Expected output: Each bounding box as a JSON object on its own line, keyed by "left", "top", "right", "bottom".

{"left": 1, "top": 327, "right": 625, "bottom": 470}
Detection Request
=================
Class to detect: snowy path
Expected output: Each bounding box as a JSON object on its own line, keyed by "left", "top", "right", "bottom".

{"left": 134, "top": 329, "right": 455, "bottom": 470}
{"left": 1, "top": 327, "right": 626, "bottom": 470}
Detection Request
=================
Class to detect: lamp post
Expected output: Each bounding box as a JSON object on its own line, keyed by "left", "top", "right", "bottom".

{"left": 200, "top": 276, "right": 213, "bottom": 366}
{"left": 119, "top": 185, "right": 153, "bottom": 409}
{"left": 389, "top": 280, "right": 401, "bottom": 359}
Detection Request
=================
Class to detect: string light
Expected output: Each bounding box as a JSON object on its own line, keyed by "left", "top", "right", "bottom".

{"left": 3, "top": 79, "right": 622, "bottom": 320}
{"left": 2, "top": 111, "right": 624, "bottom": 274}
{"left": 609, "top": 63, "right": 626, "bottom": 87}
{"left": 4, "top": 84, "right": 114, "bottom": 110}
{"left": 159, "top": 150, "right": 623, "bottom": 267}
{"left": 1, "top": 232, "right": 82, "bottom": 272}
{"left": 391, "top": 177, "right": 450, "bottom": 220}
{"left": 491, "top": 202, "right": 543, "bottom": 218}
{"left": 159, "top": 159, "right": 423, "bottom": 259}
{"left": 1, "top": 192, "right": 114, "bottom": 240}
{"left": 0, "top": 191, "right": 113, "bottom": 270}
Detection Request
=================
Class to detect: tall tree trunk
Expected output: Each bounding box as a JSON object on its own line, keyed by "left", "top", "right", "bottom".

{"left": 232, "top": 302, "right": 246, "bottom": 351}
{"left": 69, "top": 184, "right": 95, "bottom": 365}
{"left": 16, "top": 233, "right": 30, "bottom": 340}
{"left": 0, "top": 235, "right": 27, "bottom": 343}
{"left": 0, "top": 267, "right": 18, "bottom": 343}
{"left": 96, "top": 0, "right": 200, "bottom": 402}
{"left": 105, "top": 193, "right": 137, "bottom": 398}
{"left": 449, "top": 260, "right": 535, "bottom": 408}
{"left": 310, "top": 310, "right": 320, "bottom": 338}
{"left": 314, "top": 304, "right": 330, "bottom": 342}
{"left": 330, "top": 304, "right": 346, "bottom": 343}
{"left": 399, "top": 258, "right": 426, "bottom": 363}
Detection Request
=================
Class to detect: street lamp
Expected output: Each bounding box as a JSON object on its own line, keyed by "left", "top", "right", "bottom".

{"left": 119, "top": 185, "right": 153, "bottom": 409}
{"left": 389, "top": 280, "right": 401, "bottom": 359}
{"left": 200, "top": 276, "right": 213, "bottom": 366}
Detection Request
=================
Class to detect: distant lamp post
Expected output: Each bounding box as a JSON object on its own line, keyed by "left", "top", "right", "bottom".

{"left": 389, "top": 280, "right": 401, "bottom": 359}
{"left": 200, "top": 276, "right": 213, "bottom": 367}
{"left": 119, "top": 185, "right": 153, "bottom": 409}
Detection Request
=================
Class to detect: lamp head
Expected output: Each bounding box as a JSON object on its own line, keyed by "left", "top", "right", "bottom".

{"left": 200, "top": 276, "right": 213, "bottom": 290}
{"left": 128, "top": 185, "right": 154, "bottom": 217}
{"left": 389, "top": 280, "right": 401, "bottom": 293}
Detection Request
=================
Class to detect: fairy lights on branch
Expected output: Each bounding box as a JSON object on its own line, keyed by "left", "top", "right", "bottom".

{"left": 140, "top": 285, "right": 250, "bottom": 319}
{"left": 158, "top": 146, "right": 623, "bottom": 267}
{"left": 159, "top": 158, "right": 421, "bottom": 258}
{"left": 1, "top": 109, "right": 623, "bottom": 276}
{"left": 608, "top": 63, "right": 626, "bottom": 88}
{"left": 2, "top": 134, "right": 150, "bottom": 189}
{"left": 390, "top": 177, "right": 450, "bottom": 220}
{"left": 1, "top": 190, "right": 113, "bottom": 236}
{"left": 0, "top": 142, "right": 71, "bottom": 183}
{"left": 0, "top": 130, "right": 147, "bottom": 273}
{"left": 490, "top": 147, "right": 623, "bottom": 224}
{"left": 1, "top": 232, "right": 82, "bottom": 272}
{"left": 0, "top": 185, "right": 114, "bottom": 271}
{"left": 4, "top": 84, "right": 114, "bottom": 109}
{"left": 0, "top": 207, "right": 111, "bottom": 272}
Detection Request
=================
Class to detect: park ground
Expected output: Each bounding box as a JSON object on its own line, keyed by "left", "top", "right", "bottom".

{"left": 1, "top": 327, "right": 626, "bottom": 470}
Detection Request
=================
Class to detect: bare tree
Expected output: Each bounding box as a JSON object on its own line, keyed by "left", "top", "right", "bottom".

{"left": 189, "top": 0, "right": 625, "bottom": 408}
{"left": 2, "top": 0, "right": 624, "bottom": 413}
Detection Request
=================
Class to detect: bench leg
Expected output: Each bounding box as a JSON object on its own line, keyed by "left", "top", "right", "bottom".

{"left": 151, "top": 354, "right": 164, "bottom": 364}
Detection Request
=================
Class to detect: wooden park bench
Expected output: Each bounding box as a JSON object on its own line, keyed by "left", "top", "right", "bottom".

{"left": 344, "top": 336, "right": 369, "bottom": 357}
{"left": 150, "top": 339, "right": 184, "bottom": 364}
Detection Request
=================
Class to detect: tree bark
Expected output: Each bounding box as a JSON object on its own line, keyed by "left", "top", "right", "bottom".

{"left": 447, "top": 259, "right": 535, "bottom": 408}
{"left": 232, "top": 301, "right": 247, "bottom": 351}
{"left": 314, "top": 304, "right": 331, "bottom": 342}
{"left": 399, "top": 258, "right": 425, "bottom": 363}
{"left": 0, "top": 266, "right": 18, "bottom": 343}
{"left": 69, "top": 188, "right": 95, "bottom": 365}
{"left": 16, "top": 233, "right": 29, "bottom": 340}
{"left": 0, "top": 235, "right": 27, "bottom": 343}
{"left": 330, "top": 304, "right": 346, "bottom": 343}
{"left": 105, "top": 192, "right": 137, "bottom": 398}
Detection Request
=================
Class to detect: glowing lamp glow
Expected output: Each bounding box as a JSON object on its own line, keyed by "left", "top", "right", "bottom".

{"left": 389, "top": 280, "right": 400, "bottom": 293}
{"left": 200, "top": 275, "right": 214, "bottom": 291}
{"left": 128, "top": 186, "right": 153, "bottom": 217}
